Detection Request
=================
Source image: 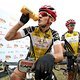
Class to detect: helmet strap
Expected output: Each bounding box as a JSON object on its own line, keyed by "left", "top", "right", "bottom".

{"left": 41, "top": 18, "right": 50, "bottom": 28}
{"left": 47, "top": 17, "right": 50, "bottom": 24}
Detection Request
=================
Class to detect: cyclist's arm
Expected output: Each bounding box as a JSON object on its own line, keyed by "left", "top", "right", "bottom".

{"left": 61, "top": 34, "right": 67, "bottom": 57}
{"left": 5, "top": 22, "right": 24, "bottom": 41}
{"left": 5, "top": 13, "right": 29, "bottom": 41}
{"left": 61, "top": 41, "right": 66, "bottom": 52}
{"left": 52, "top": 31, "right": 64, "bottom": 62}
{"left": 53, "top": 40, "right": 64, "bottom": 62}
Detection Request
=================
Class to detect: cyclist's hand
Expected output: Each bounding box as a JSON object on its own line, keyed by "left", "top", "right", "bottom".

{"left": 76, "top": 56, "right": 80, "bottom": 73}
{"left": 20, "top": 13, "right": 29, "bottom": 24}
{"left": 34, "top": 54, "right": 55, "bottom": 74}
{"left": 76, "top": 56, "right": 80, "bottom": 63}
{"left": 64, "top": 51, "right": 73, "bottom": 57}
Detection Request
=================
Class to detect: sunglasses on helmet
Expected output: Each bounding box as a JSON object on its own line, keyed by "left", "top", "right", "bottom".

{"left": 39, "top": 12, "right": 52, "bottom": 17}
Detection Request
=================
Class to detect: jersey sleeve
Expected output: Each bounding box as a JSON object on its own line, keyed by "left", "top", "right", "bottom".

{"left": 78, "top": 32, "right": 80, "bottom": 53}
{"left": 20, "top": 26, "right": 35, "bottom": 37}
{"left": 61, "top": 35, "right": 65, "bottom": 41}
{"left": 79, "top": 32, "right": 80, "bottom": 43}
{"left": 52, "top": 31, "right": 61, "bottom": 45}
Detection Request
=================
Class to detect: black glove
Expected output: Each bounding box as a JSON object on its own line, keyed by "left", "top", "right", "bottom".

{"left": 64, "top": 51, "right": 73, "bottom": 58}
{"left": 76, "top": 56, "right": 80, "bottom": 73}
{"left": 20, "top": 13, "right": 29, "bottom": 24}
{"left": 76, "top": 56, "right": 80, "bottom": 63}
{"left": 34, "top": 54, "right": 55, "bottom": 80}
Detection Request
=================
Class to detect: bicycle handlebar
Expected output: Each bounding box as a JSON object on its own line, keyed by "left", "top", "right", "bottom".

{"left": 3, "top": 61, "right": 18, "bottom": 66}
{"left": 2, "top": 60, "right": 68, "bottom": 67}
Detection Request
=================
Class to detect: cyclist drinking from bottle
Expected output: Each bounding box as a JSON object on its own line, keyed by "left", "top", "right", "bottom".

{"left": 5, "top": 5, "right": 63, "bottom": 80}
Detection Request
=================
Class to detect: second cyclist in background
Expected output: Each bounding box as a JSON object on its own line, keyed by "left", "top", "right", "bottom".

{"left": 61, "top": 19, "right": 80, "bottom": 80}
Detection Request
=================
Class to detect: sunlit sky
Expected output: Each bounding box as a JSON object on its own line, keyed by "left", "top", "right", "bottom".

{"left": 0, "top": 0, "right": 80, "bottom": 36}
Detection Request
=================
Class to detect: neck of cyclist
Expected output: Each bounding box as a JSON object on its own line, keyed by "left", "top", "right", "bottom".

{"left": 39, "top": 24, "right": 50, "bottom": 33}
{"left": 68, "top": 30, "right": 74, "bottom": 33}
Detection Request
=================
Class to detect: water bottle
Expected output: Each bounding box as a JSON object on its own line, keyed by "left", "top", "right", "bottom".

{"left": 21, "top": 6, "right": 39, "bottom": 21}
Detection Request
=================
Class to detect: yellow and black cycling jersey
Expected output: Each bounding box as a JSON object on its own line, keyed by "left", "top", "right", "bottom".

{"left": 20, "top": 26, "right": 60, "bottom": 60}
{"left": 61, "top": 31, "right": 80, "bottom": 56}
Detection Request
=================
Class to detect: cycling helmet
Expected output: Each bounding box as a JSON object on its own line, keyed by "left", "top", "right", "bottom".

{"left": 65, "top": 19, "right": 76, "bottom": 27}
{"left": 39, "top": 5, "right": 57, "bottom": 21}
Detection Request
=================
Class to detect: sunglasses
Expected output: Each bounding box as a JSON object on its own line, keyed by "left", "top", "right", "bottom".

{"left": 39, "top": 12, "right": 51, "bottom": 17}
{"left": 69, "top": 23, "right": 75, "bottom": 27}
